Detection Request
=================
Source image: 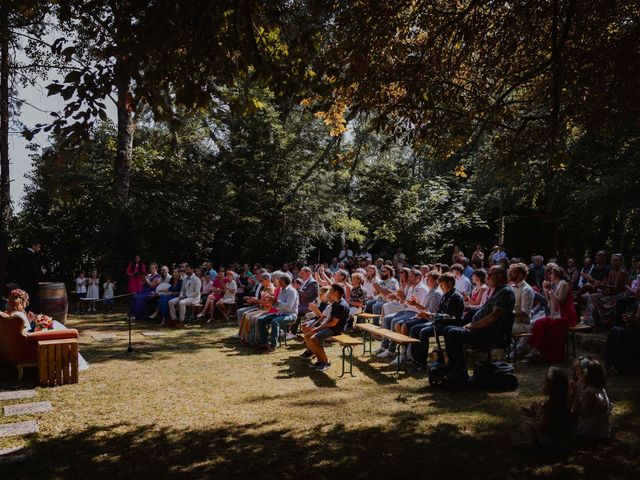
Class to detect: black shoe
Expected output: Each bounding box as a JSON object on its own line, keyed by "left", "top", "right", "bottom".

{"left": 308, "top": 361, "right": 323, "bottom": 368}
{"left": 299, "top": 350, "right": 314, "bottom": 359}
{"left": 314, "top": 362, "right": 331, "bottom": 371}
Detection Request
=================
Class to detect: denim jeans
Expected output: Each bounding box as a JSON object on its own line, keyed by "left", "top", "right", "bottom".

{"left": 264, "top": 313, "right": 297, "bottom": 348}
{"left": 381, "top": 310, "right": 416, "bottom": 352}
{"left": 257, "top": 313, "right": 278, "bottom": 346}
{"left": 365, "top": 299, "right": 386, "bottom": 317}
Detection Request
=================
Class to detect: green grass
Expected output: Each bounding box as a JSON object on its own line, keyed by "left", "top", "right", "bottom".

{"left": 1, "top": 312, "right": 639, "bottom": 479}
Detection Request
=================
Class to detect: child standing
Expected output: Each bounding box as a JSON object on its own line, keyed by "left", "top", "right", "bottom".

{"left": 103, "top": 274, "right": 115, "bottom": 312}
{"left": 512, "top": 366, "right": 577, "bottom": 454}
{"left": 571, "top": 358, "right": 613, "bottom": 440}
{"left": 86, "top": 270, "right": 100, "bottom": 313}
{"left": 75, "top": 270, "right": 87, "bottom": 313}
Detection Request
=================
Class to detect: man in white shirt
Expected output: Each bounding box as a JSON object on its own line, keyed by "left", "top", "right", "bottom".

{"left": 338, "top": 242, "right": 354, "bottom": 263}
{"left": 168, "top": 265, "right": 202, "bottom": 327}
{"left": 377, "top": 270, "right": 429, "bottom": 364}
{"left": 451, "top": 264, "right": 473, "bottom": 296}
{"left": 509, "top": 263, "right": 534, "bottom": 355}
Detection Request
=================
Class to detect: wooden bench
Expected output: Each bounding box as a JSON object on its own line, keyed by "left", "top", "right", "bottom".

{"left": 327, "top": 334, "right": 364, "bottom": 377}
{"left": 509, "top": 332, "right": 533, "bottom": 364}
{"left": 185, "top": 303, "right": 203, "bottom": 323}
{"left": 38, "top": 338, "right": 79, "bottom": 387}
{"left": 355, "top": 312, "right": 381, "bottom": 325}
{"left": 566, "top": 323, "right": 592, "bottom": 358}
{"left": 355, "top": 323, "right": 383, "bottom": 355}
{"left": 356, "top": 324, "right": 419, "bottom": 374}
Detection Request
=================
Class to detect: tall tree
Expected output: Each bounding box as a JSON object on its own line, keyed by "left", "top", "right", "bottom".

{"left": 0, "top": 1, "right": 49, "bottom": 287}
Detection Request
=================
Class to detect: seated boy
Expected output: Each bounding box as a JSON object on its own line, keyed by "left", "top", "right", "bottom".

{"left": 301, "top": 284, "right": 350, "bottom": 371}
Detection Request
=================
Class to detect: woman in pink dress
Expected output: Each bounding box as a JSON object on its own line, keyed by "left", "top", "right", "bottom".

{"left": 525, "top": 266, "right": 578, "bottom": 363}
{"left": 126, "top": 255, "right": 147, "bottom": 294}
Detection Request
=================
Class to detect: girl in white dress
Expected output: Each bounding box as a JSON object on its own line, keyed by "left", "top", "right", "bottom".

{"left": 86, "top": 270, "right": 100, "bottom": 313}
{"left": 103, "top": 274, "right": 115, "bottom": 312}
{"left": 75, "top": 270, "right": 87, "bottom": 313}
{"left": 216, "top": 271, "right": 238, "bottom": 321}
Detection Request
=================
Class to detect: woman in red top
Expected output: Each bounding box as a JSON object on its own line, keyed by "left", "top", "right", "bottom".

{"left": 525, "top": 266, "right": 578, "bottom": 363}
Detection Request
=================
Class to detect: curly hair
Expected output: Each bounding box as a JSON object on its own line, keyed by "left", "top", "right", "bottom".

{"left": 8, "top": 289, "right": 29, "bottom": 312}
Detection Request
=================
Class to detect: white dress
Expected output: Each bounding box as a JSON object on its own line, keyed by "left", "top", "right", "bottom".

{"left": 220, "top": 280, "right": 237, "bottom": 304}
{"left": 86, "top": 278, "right": 100, "bottom": 300}
{"left": 103, "top": 282, "right": 115, "bottom": 299}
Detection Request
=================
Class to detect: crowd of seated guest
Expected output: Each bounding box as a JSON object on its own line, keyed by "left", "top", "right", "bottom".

{"left": 63, "top": 245, "right": 634, "bottom": 379}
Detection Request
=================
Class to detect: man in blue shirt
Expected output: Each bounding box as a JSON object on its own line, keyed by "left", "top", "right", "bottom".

{"left": 443, "top": 266, "right": 515, "bottom": 380}
{"left": 257, "top": 274, "right": 299, "bottom": 352}
{"left": 301, "top": 284, "right": 350, "bottom": 371}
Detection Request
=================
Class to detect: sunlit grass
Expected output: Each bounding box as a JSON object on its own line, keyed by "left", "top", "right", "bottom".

{"left": 0, "top": 312, "right": 638, "bottom": 479}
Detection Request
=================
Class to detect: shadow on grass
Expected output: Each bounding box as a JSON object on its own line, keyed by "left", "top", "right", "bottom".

{"left": 3, "top": 411, "right": 638, "bottom": 480}
{"left": 275, "top": 356, "right": 338, "bottom": 388}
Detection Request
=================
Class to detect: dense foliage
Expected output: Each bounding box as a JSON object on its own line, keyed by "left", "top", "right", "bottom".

{"left": 4, "top": 0, "right": 640, "bottom": 282}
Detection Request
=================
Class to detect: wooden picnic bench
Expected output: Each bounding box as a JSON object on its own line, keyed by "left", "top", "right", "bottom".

{"left": 327, "top": 334, "right": 364, "bottom": 378}
{"left": 509, "top": 332, "right": 533, "bottom": 364}
{"left": 566, "top": 323, "right": 592, "bottom": 358}
{"left": 355, "top": 312, "right": 381, "bottom": 325}
{"left": 355, "top": 323, "right": 420, "bottom": 374}
{"left": 356, "top": 323, "right": 383, "bottom": 355}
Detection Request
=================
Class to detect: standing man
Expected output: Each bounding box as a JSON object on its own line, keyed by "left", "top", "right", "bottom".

{"left": 287, "top": 266, "right": 318, "bottom": 340}
{"left": 168, "top": 265, "right": 202, "bottom": 328}
{"left": 16, "top": 241, "right": 46, "bottom": 303}
{"left": 338, "top": 241, "right": 354, "bottom": 264}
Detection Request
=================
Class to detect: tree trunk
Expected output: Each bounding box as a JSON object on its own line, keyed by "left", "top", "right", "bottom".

{"left": 114, "top": 68, "right": 134, "bottom": 204}
{"left": 0, "top": 7, "right": 11, "bottom": 288}
{"left": 113, "top": 6, "right": 134, "bottom": 205}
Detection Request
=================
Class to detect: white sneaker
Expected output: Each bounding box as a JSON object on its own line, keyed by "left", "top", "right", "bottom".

{"left": 390, "top": 354, "right": 405, "bottom": 366}
{"left": 286, "top": 333, "right": 297, "bottom": 340}
{"left": 373, "top": 346, "right": 386, "bottom": 355}
{"left": 377, "top": 349, "right": 394, "bottom": 359}
{"left": 231, "top": 333, "right": 241, "bottom": 339}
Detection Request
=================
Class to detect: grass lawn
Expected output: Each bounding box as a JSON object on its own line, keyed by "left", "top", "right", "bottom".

{"left": 1, "top": 312, "right": 639, "bottom": 479}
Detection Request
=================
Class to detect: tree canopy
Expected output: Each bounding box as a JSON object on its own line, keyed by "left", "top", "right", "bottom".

{"left": 2, "top": 0, "right": 639, "bottom": 280}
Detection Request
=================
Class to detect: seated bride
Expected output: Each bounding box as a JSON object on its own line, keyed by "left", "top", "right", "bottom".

{"left": 4, "top": 288, "right": 89, "bottom": 371}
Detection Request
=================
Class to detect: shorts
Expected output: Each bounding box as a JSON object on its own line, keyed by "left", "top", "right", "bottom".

{"left": 77, "top": 292, "right": 87, "bottom": 299}
{"left": 312, "top": 328, "right": 335, "bottom": 341}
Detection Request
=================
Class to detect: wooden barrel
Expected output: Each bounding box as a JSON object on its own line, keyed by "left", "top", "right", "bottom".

{"left": 35, "top": 282, "right": 69, "bottom": 324}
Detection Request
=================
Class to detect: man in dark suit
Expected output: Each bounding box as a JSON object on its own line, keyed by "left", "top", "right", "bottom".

{"left": 16, "top": 241, "right": 45, "bottom": 302}
{"left": 287, "top": 266, "right": 319, "bottom": 339}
